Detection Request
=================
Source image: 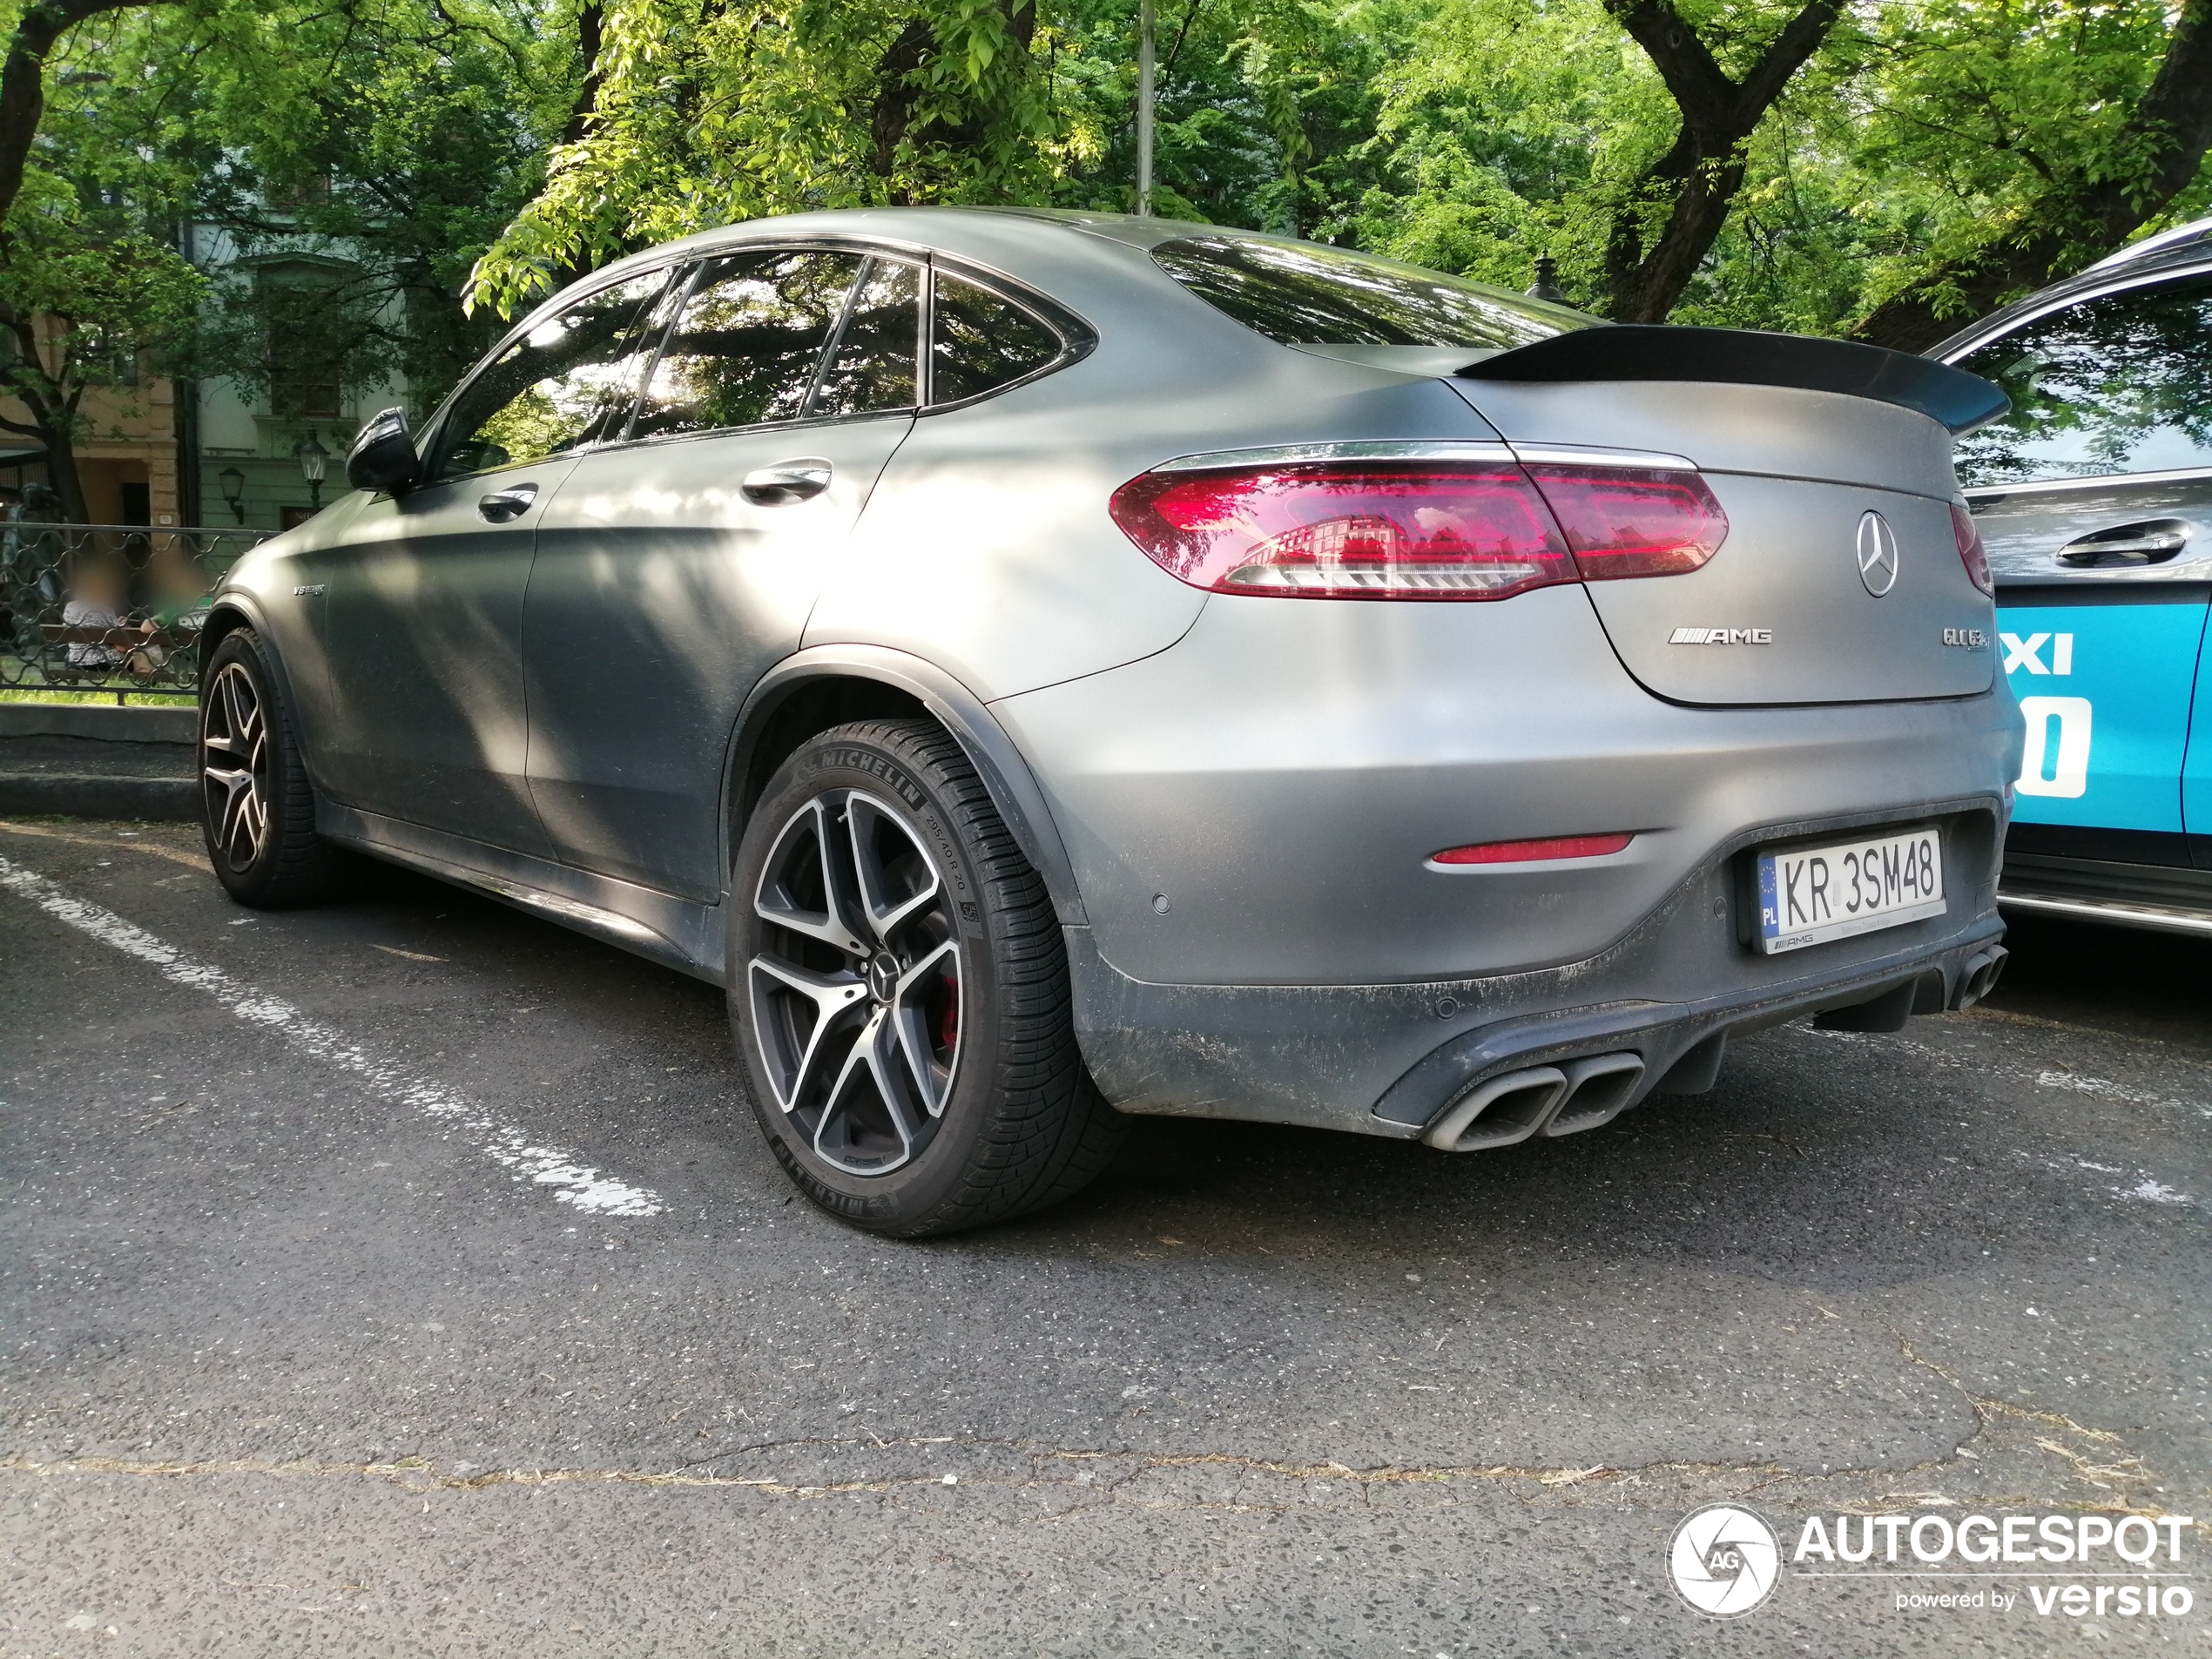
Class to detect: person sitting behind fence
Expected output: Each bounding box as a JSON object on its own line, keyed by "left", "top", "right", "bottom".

{"left": 61, "top": 543, "right": 160, "bottom": 676}
{"left": 130, "top": 541, "right": 214, "bottom": 669}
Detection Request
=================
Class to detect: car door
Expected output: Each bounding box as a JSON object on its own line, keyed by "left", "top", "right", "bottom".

{"left": 1950, "top": 272, "right": 2212, "bottom": 869}
{"left": 315, "top": 268, "right": 674, "bottom": 854}
{"left": 523, "top": 247, "right": 921, "bottom": 900}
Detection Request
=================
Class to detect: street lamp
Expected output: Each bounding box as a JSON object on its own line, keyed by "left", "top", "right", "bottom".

{"left": 296, "top": 429, "right": 328, "bottom": 512}
{"left": 218, "top": 466, "right": 246, "bottom": 525}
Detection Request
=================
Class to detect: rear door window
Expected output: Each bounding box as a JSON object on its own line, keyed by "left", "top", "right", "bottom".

{"left": 929, "top": 273, "right": 1061, "bottom": 403}
{"left": 813, "top": 258, "right": 924, "bottom": 416}
{"left": 630, "top": 250, "right": 867, "bottom": 440}
{"left": 1955, "top": 277, "right": 2212, "bottom": 487}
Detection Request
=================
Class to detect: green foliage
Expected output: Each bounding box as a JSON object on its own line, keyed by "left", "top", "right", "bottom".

{"left": 187, "top": 0, "right": 569, "bottom": 411}
{"left": 468, "top": 0, "right": 1059, "bottom": 317}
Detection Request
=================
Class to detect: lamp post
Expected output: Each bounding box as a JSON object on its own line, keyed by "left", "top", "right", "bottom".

{"left": 1136, "top": 0, "right": 1155, "bottom": 216}
{"left": 218, "top": 466, "right": 246, "bottom": 525}
{"left": 296, "top": 429, "right": 328, "bottom": 512}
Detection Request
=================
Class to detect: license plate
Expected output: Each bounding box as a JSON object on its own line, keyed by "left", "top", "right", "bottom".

{"left": 1756, "top": 826, "right": 1945, "bottom": 954}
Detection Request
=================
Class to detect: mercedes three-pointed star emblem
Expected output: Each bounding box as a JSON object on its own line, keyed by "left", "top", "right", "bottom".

{"left": 1855, "top": 509, "right": 1900, "bottom": 597}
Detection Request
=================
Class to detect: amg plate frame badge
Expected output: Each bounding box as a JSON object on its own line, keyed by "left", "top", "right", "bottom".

{"left": 1757, "top": 825, "right": 1945, "bottom": 954}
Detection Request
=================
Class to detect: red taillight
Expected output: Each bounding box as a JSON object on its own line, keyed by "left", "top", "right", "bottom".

{"left": 1110, "top": 462, "right": 1726, "bottom": 600}
{"left": 1109, "top": 465, "right": 1574, "bottom": 601}
{"left": 1431, "top": 833, "right": 1635, "bottom": 865}
{"left": 1951, "top": 502, "right": 1993, "bottom": 596}
{"left": 1523, "top": 466, "right": 1727, "bottom": 579}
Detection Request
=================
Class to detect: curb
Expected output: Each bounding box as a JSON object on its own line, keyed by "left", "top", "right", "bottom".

{"left": 0, "top": 775, "right": 197, "bottom": 820}
{"left": 0, "top": 705, "right": 196, "bottom": 743}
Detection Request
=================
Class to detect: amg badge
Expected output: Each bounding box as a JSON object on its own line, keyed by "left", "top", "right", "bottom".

{"left": 1669, "top": 626, "right": 1773, "bottom": 645}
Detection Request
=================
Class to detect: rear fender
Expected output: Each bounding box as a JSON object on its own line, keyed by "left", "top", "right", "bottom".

{"left": 723, "top": 646, "right": 1088, "bottom": 925}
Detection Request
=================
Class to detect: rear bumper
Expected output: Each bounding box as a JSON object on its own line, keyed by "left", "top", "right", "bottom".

{"left": 1067, "top": 796, "right": 2007, "bottom": 1140}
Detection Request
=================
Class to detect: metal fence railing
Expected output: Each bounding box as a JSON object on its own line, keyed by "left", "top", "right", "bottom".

{"left": 0, "top": 523, "right": 271, "bottom": 699}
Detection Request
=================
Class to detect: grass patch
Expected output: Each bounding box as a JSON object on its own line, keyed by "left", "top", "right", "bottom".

{"left": 0, "top": 688, "right": 194, "bottom": 705}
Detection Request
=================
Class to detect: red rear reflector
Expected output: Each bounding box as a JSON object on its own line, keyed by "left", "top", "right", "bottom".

{"left": 1110, "top": 462, "right": 1727, "bottom": 599}
{"left": 1951, "top": 502, "right": 1993, "bottom": 596}
{"left": 1431, "top": 833, "right": 1635, "bottom": 865}
{"left": 1522, "top": 466, "right": 1727, "bottom": 578}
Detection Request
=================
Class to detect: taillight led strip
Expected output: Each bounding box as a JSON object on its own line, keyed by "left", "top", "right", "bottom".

{"left": 1110, "top": 442, "right": 1729, "bottom": 602}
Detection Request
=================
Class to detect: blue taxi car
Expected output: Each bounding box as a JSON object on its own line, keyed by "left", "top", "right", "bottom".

{"left": 1936, "top": 218, "right": 2212, "bottom": 936}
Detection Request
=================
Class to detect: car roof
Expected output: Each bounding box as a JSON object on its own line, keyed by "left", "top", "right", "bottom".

{"left": 2081, "top": 215, "right": 2212, "bottom": 273}
{"left": 1931, "top": 219, "right": 2212, "bottom": 361}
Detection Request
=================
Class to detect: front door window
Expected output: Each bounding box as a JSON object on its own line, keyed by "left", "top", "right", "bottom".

{"left": 428, "top": 271, "right": 673, "bottom": 480}
{"left": 628, "top": 250, "right": 867, "bottom": 440}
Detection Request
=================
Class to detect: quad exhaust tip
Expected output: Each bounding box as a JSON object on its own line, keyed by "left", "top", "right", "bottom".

{"left": 1423, "top": 1053, "right": 1648, "bottom": 1152}
{"left": 1955, "top": 946, "right": 2008, "bottom": 1010}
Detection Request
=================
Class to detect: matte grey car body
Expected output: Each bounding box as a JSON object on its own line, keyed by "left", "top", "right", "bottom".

{"left": 204, "top": 206, "right": 2020, "bottom": 1174}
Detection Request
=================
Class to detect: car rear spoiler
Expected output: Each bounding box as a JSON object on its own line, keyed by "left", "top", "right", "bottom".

{"left": 1458, "top": 325, "right": 2008, "bottom": 435}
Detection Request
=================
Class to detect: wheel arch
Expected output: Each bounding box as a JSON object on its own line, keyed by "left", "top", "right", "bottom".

{"left": 724, "top": 648, "right": 1088, "bottom": 926}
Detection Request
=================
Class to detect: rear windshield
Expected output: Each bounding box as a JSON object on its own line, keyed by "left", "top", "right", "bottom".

{"left": 1152, "top": 235, "right": 1602, "bottom": 350}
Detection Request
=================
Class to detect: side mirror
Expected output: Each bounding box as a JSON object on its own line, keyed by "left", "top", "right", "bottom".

{"left": 347, "top": 407, "right": 421, "bottom": 495}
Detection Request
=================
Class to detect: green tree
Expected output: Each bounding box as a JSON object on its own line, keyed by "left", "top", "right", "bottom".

{"left": 189, "top": 0, "right": 572, "bottom": 413}
{"left": 469, "top": 0, "right": 1055, "bottom": 316}
{"left": 1851, "top": 0, "right": 2212, "bottom": 348}
{"left": 0, "top": 170, "right": 206, "bottom": 520}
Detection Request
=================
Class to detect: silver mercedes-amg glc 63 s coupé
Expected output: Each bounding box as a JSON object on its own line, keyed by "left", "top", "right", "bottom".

{"left": 198, "top": 207, "right": 2023, "bottom": 1234}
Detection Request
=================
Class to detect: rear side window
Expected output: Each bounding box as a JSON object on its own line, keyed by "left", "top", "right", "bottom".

{"left": 1152, "top": 235, "right": 1598, "bottom": 350}
{"left": 931, "top": 273, "right": 1061, "bottom": 403}
{"left": 813, "top": 258, "right": 923, "bottom": 417}
{"left": 1953, "top": 277, "right": 2212, "bottom": 486}
{"left": 630, "top": 250, "right": 865, "bottom": 439}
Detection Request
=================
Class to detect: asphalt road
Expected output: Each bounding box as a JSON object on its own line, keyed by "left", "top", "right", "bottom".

{"left": 3, "top": 815, "right": 2207, "bottom": 1657}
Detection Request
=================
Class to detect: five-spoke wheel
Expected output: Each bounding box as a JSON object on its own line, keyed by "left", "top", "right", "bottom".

{"left": 196, "top": 627, "right": 360, "bottom": 908}
{"left": 747, "top": 790, "right": 964, "bottom": 1176}
{"left": 201, "top": 659, "right": 270, "bottom": 873}
{"left": 728, "top": 719, "right": 1124, "bottom": 1235}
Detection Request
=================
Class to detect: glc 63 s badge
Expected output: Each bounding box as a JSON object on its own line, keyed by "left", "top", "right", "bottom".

{"left": 1942, "top": 627, "right": 1989, "bottom": 648}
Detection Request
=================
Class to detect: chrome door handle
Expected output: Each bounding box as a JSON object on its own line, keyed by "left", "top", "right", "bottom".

{"left": 741, "top": 460, "right": 832, "bottom": 505}
{"left": 2057, "top": 518, "right": 2191, "bottom": 565}
{"left": 478, "top": 483, "right": 538, "bottom": 523}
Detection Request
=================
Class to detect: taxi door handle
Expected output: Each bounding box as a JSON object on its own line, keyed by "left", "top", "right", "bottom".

{"left": 2057, "top": 518, "right": 2190, "bottom": 565}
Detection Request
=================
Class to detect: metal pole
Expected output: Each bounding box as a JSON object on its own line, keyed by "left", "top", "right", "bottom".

{"left": 1136, "top": 0, "right": 1155, "bottom": 215}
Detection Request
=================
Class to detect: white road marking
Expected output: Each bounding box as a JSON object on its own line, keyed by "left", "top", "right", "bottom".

{"left": 0, "top": 853, "right": 663, "bottom": 1217}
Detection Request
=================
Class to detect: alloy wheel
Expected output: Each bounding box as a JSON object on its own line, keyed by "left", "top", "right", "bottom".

{"left": 746, "top": 791, "right": 964, "bottom": 1176}
{"left": 201, "top": 660, "right": 270, "bottom": 873}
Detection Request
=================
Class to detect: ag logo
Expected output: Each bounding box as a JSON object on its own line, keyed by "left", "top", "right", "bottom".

{"left": 1855, "top": 509, "right": 1900, "bottom": 597}
{"left": 1669, "top": 1502, "right": 1780, "bottom": 1617}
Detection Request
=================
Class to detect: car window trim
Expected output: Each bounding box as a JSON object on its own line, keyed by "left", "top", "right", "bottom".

{"left": 418, "top": 260, "right": 689, "bottom": 485}
{"left": 1964, "top": 462, "right": 2212, "bottom": 501}
{"left": 608, "top": 258, "right": 707, "bottom": 447}
{"left": 1938, "top": 263, "right": 2212, "bottom": 362}
{"left": 801, "top": 253, "right": 926, "bottom": 421}
{"left": 1946, "top": 266, "right": 2212, "bottom": 492}
{"left": 603, "top": 245, "right": 916, "bottom": 448}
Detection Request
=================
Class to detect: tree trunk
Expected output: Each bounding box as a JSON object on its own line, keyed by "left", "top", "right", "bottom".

{"left": 558, "top": 3, "right": 604, "bottom": 149}
{"left": 1602, "top": 0, "right": 1842, "bottom": 322}
{"left": 867, "top": 0, "right": 1038, "bottom": 196}
{"left": 1853, "top": 0, "right": 2212, "bottom": 352}
{"left": 0, "top": 0, "right": 175, "bottom": 233}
